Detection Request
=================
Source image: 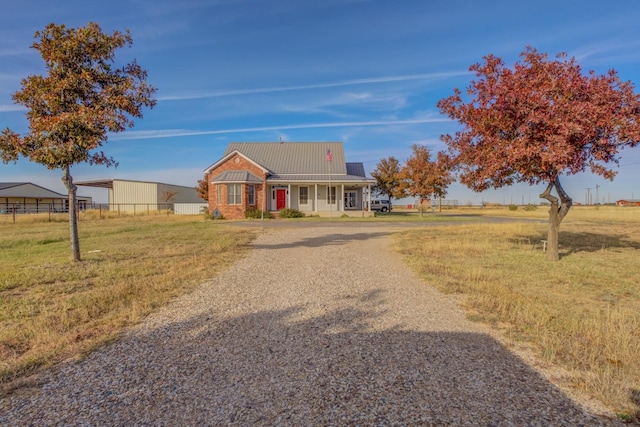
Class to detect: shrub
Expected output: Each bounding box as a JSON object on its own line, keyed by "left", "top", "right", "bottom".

{"left": 523, "top": 204, "right": 538, "bottom": 211}
{"left": 508, "top": 204, "right": 518, "bottom": 211}
{"left": 278, "top": 208, "right": 305, "bottom": 218}
{"left": 245, "top": 207, "right": 273, "bottom": 219}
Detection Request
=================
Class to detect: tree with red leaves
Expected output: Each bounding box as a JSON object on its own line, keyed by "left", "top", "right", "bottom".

{"left": 195, "top": 177, "right": 209, "bottom": 202}
{"left": 0, "top": 23, "right": 156, "bottom": 261}
{"left": 437, "top": 47, "right": 640, "bottom": 261}
{"left": 400, "top": 144, "right": 453, "bottom": 216}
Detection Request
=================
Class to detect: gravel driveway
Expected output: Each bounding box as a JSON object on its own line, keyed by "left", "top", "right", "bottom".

{"left": 0, "top": 224, "right": 618, "bottom": 426}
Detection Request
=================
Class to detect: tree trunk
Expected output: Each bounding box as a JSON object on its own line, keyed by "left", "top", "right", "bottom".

{"left": 546, "top": 198, "right": 561, "bottom": 261}
{"left": 540, "top": 178, "right": 573, "bottom": 261}
{"left": 62, "top": 165, "right": 81, "bottom": 262}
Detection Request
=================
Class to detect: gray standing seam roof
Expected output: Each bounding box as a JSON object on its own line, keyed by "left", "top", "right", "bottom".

{"left": 211, "top": 170, "right": 263, "bottom": 183}
{"left": 0, "top": 182, "right": 28, "bottom": 191}
{"left": 225, "top": 142, "right": 347, "bottom": 175}
{"left": 346, "top": 163, "right": 366, "bottom": 178}
{"left": 0, "top": 182, "right": 66, "bottom": 198}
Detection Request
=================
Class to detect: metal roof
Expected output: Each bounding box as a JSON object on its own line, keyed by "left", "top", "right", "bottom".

{"left": 0, "top": 182, "right": 66, "bottom": 198}
{"left": 267, "top": 174, "right": 374, "bottom": 183}
{"left": 76, "top": 179, "right": 199, "bottom": 191}
{"left": 224, "top": 142, "right": 347, "bottom": 175}
{"left": 75, "top": 179, "right": 114, "bottom": 189}
{"left": 0, "top": 183, "right": 27, "bottom": 191}
{"left": 346, "top": 162, "right": 366, "bottom": 177}
{"left": 211, "top": 170, "right": 263, "bottom": 183}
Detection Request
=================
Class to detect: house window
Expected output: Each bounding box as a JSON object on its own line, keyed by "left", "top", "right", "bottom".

{"left": 217, "top": 184, "right": 223, "bottom": 205}
{"left": 248, "top": 184, "right": 255, "bottom": 205}
{"left": 227, "top": 184, "right": 241, "bottom": 205}
{"left": 327, "top": 186, "right": 337, "bottom": 205}
{"left": 299, "top": 186, "right": 309, "bottom": 205}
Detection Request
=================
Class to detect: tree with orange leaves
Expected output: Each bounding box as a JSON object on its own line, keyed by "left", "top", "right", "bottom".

{"left": 0, "top": 23, "right": 156, "bottom": 261}
{"left": 195, "top": 177, "right": 209, "bottom": 202}
{"left": 400, "top": 144, "right": 453, "bottom": 216}
{"left": 438, "top": 47, "right": 640, "bottom": 261}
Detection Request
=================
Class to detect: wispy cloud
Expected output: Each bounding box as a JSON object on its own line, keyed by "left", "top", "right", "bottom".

{"left": 0, "top": 104, "right": 25, "bottom": 112}
{"left": 111, "top": 118, "right": 451, "bottom": 140}
{"left": 158, "top": 71, "right": 469, "bottom": 101}
{"left": 573, "top": 39, "right": 640, "bottom": 64}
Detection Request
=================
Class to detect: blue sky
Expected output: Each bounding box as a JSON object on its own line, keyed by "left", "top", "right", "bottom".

{"left": 1, "top": 0, "right": 639, "bottom": 204}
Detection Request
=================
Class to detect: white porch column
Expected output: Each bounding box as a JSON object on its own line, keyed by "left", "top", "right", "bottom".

{"left": 287, "top": 184, "right": 291, "bottom": 208}
{"left": 341, "top": 184, "right": 344, "bottom": 212}
{"left": 314, "top": 184, "right": 318, "bottom": 212}
{"left": 367, "top": 184, "right": 371, "bottom": 211}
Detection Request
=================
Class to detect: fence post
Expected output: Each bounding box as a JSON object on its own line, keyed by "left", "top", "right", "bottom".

{"left": 12, "top": 203, "right": 16, "bottom": 224}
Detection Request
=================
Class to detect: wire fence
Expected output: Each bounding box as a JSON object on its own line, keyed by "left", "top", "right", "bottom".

{"left": 0, "top": 202, "right": 207, "bottom": 224}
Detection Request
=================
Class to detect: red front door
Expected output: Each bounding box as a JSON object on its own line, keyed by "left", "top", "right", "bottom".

{"left": 276, "top": 189, "right": 286, "bottom": 210}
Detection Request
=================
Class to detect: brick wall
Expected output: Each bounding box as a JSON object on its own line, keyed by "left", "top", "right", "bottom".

{"left": 207, "top": 154, "right": 267, "bottom": 219}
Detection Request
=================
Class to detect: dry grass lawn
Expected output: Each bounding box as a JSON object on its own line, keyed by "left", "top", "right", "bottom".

{"left": 395, "top": 206, "right": 640, "bottom": 420}
{"left": 0, "top": 214, "right": 254, "bottom": 393}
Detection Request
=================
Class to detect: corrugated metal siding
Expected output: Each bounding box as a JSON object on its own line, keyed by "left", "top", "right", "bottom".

{"left": 113, "top": 181, "right": 158, "bottom": 204}
{"left": 174, "top": 203, "right": 208, "bottom": 214}
{"left": 156, "top": 183, "right": 202, "bottom": 203}
{"left": 109, "top": 181, "right": 201, "bottom": 205}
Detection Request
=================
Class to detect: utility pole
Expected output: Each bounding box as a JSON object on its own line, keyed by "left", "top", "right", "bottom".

{"left": 585, "top": 188, "right": 591, "bottom": 205}
{"left": 595, "top": 185, "right": 600, "bottom": 205}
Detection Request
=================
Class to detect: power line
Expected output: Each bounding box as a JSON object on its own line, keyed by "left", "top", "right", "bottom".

{"left": 619, "top": 162, "right": 640, "bottom": 167}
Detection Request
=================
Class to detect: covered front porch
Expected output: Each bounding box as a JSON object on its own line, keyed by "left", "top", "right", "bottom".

{"left": 267, "top": 182, "right": 373, "bottom": 216}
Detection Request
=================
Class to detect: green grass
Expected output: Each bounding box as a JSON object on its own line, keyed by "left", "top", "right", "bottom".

{"left": 394, "top": 211, "right": 640, "bottom": 419}
{"left": 0, "top": 215, "right": 254, "bottom": 393}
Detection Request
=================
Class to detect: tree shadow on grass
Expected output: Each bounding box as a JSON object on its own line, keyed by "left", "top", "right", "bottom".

{"left": 510, "top": 230, "right": 640, "bottom": 258}
{"left": 1, "top": 292, "right": 619, "bottom": 426}
{"left": 559, "top": 231, "right": 640, "bottom": 256}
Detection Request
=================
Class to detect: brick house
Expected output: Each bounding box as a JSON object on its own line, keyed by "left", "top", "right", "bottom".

{"left": 203, "top": 142, "right": 374, "bottom": 219}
